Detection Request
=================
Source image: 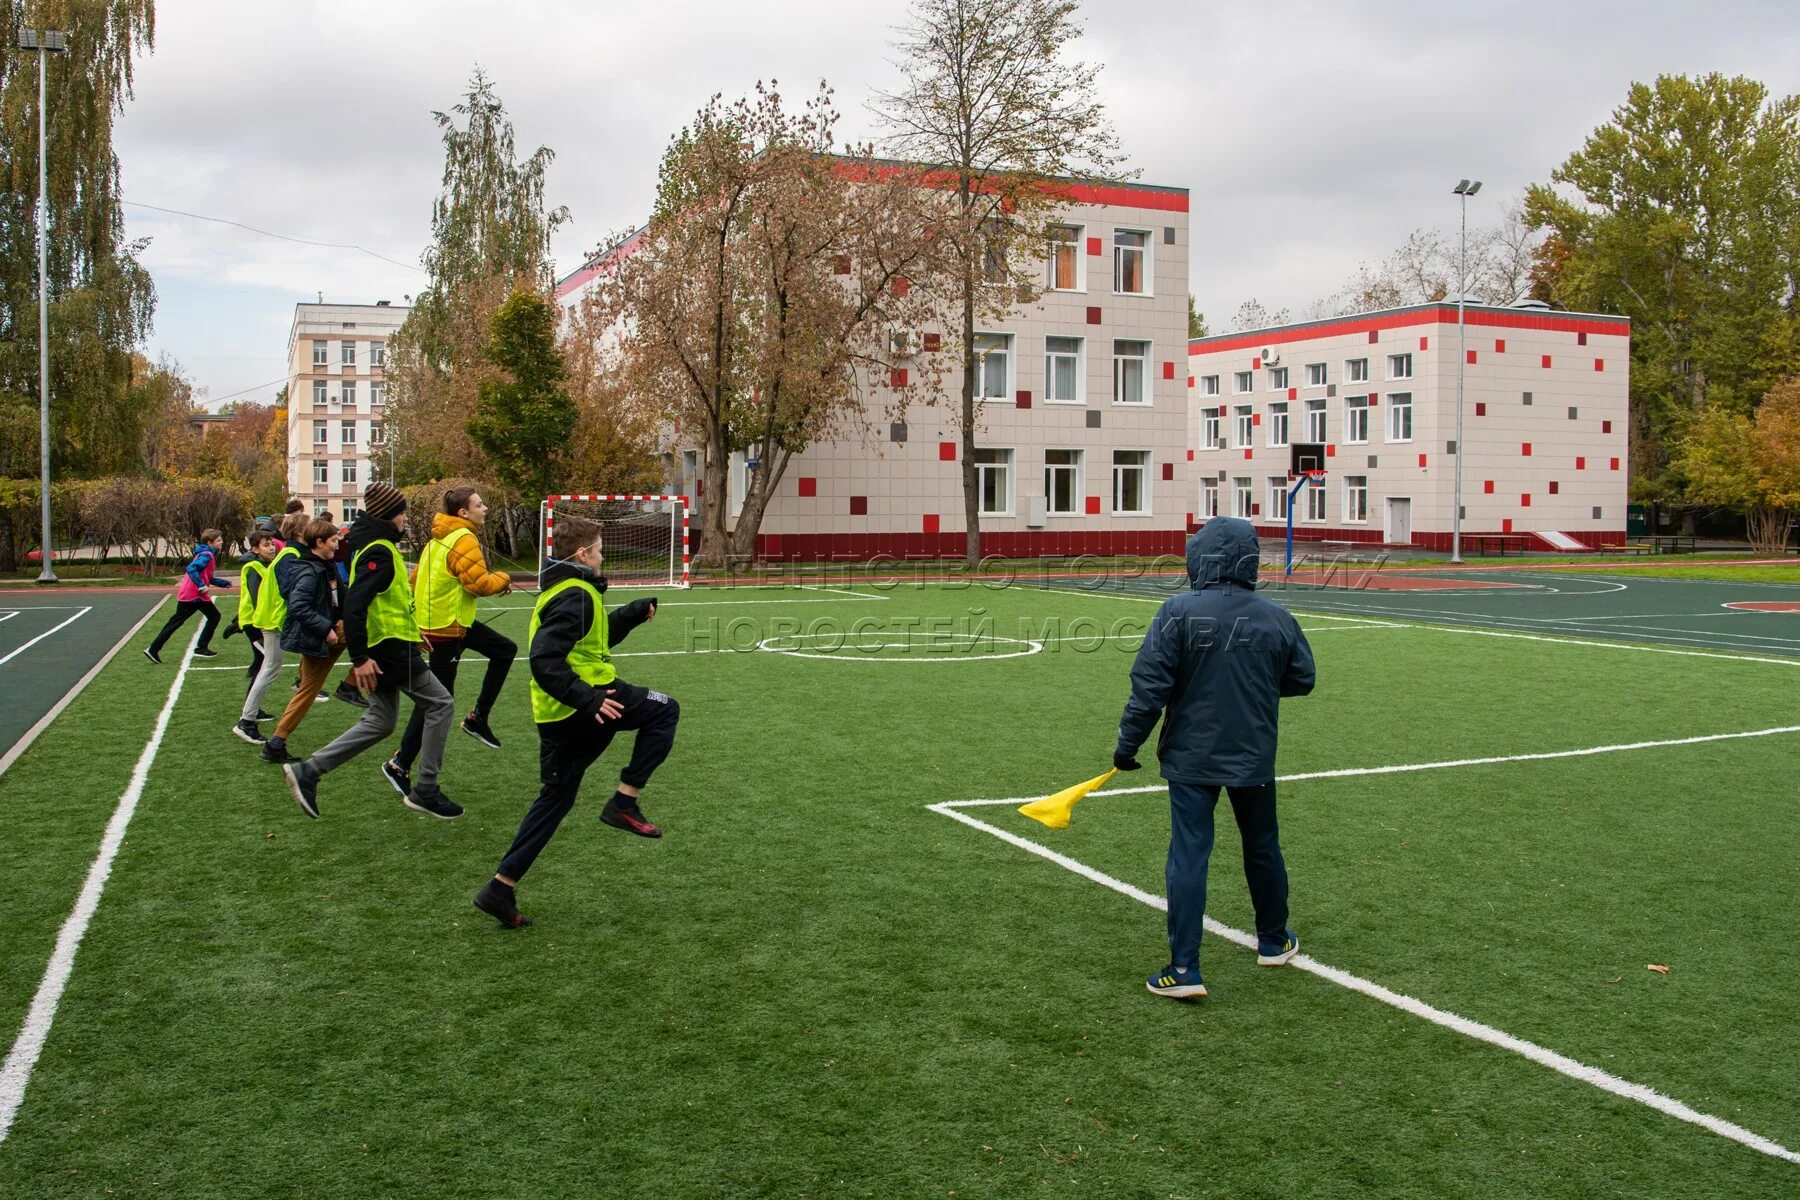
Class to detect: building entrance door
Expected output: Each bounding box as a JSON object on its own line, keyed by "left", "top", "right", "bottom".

{"left": 1385, "top": 496, "right": 1412, "bottom": 545}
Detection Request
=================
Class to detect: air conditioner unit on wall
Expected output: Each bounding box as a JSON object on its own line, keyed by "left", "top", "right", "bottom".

{"left": 1260, "top": 346, "right": 1281, "bottom": 365}
{"left": 889, "top": 329, "right": 918, "bottom": 357}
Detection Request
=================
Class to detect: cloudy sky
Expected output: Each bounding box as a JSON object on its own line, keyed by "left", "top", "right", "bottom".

{"left": 113, "top": 0, "right": 1800, "bottom": 409}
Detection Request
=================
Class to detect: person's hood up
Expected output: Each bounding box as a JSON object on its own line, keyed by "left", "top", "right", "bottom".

{"left": 431, "top": 513, "right": 475, "bottom": 541}
{"left": 344, "top": 511, "right": 402, "bottom": 557}
{"left": 1186, "top": 517, "right": 1261, "bottom": 590}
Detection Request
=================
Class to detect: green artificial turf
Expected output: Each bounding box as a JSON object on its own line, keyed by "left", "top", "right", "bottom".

{"left": 1, "top": 584, "right": 1795, "bottom": 1198}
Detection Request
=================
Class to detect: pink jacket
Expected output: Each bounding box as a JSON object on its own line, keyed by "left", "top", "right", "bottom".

{"left": 176, "top": 543, "right": 219, "bottom": 602}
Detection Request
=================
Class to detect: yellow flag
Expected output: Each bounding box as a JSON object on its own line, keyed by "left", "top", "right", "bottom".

{"left": 1017, "top": 768, "right": 1119, "bottom": 830}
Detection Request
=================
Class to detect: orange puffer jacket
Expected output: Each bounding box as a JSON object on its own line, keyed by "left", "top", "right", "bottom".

{"left": 420, "top": 513, "right": 511, "bottom": 638}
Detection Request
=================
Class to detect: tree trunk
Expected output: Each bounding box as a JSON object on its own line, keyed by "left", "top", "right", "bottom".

{"left": 695, "top": 425, "right": 732, "bottom": 567}
{"left": 728, "top": 441, "right": 791, "bottom": 560}
{"left": 960, "top": 257, "right": 981, "bottom": 568}
{"left": 1746, "top": 505, "right": 1790, "bottom": 555}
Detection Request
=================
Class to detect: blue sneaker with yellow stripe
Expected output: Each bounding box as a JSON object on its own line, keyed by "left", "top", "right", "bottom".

{"left": 1257, "top": 933, "right": 1300, "bottom": 966}
{"left": 1145, "top": 964, "right": 1207, "bottom": 1000}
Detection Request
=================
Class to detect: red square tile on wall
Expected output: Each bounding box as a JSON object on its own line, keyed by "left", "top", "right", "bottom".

{"left": 1162, "top": 462, "right": 1174, "bottom": 481}
{"left": 939, "top": 441, "right": 957, "bottom": 461}
{"left": 1610, "top": 457, "right": 1620, "bottom": 471}
{"left": 1483, "top": 480, "right": 1494, "bottom": 494}
{"left": 1288, "top": 387, "right": 1298, "bottom": 401}
{"left": 1252, "top": 357, "right": 1261, "bottom": 369}
{"left": 849, "top": 495, "right": 868, "bottom": 516}
{"left": 1522, "top": 442, "right": 1533, "bottom": 456}
{"left": 1186, "top": 449, "right": 1194, "bottom": 461}
{"left": 1015, "top": 390, "right": 1031, "bottom": 409}
{"left": 1086, "top": 306, "right": 1101, "bottom": 325}
{"left": 797, "top": 476, "right": 816, "bottom": 498}
{"left": 890, "top": 367, "right": 908, "bottom": 387}
{"left": 1163, "top": 361, "right": 1176, "bottom": 380}
{"left": 1475, "top": 402, "right": 1487, "bottom": 416}
{"left": 1419, "top": 336, "right": 1430, "bottom": 351}
{"left": 1467, "top": 350, "right": 1478, "bottom": 365}
{"left": 1576, "top": 457, "right": 1586, "bottom": 470}
{"left": 922, "top": 513, "right": 939, "bottom": 534}
{"left": 1495, "top": 339, "right": 1506, "bottom": 353}
{"left": 1549, "top": 481, "right": 1560, "bottom": 495}
{"left": 1602, "top": 420, "right": 1612, "bottom": 433}
{"left": 1368, "top": 330, "right": 1379, "bottom": 343}
{"left": 1521, "top": 494, "right": 1532, "bottom": 507}
{"left": 1541, "top": 354, "right": 1553, "bottom": 368}
{"left": 1503, "top": 518, "right": 1514, "bottom": 533}
{"left": 1252, "top": 413, "right": 1262, "bottom": 426}
{"left": 1086, "top": 236, "right": 1102, "bottom": 256}
{"left": 1084, "top": 496, "right": 1101, "bottom": 515}
{"left": 1594, "top": 358, "right": 1605, "bottom": 372}
{"left": 1418, "top": 453, "right": 1428, "bottom": 468}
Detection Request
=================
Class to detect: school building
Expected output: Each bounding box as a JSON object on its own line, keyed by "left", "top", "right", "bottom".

{"left": 283, "top": 301, "right": 409, "bottom": 523}
{"left": 1185, "top": 302, "right": 1632, "bottom": 552}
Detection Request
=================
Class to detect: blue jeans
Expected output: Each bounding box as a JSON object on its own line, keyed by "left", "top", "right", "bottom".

{"left": 1166, "top": 779, "right": 1290, "bottom": 970}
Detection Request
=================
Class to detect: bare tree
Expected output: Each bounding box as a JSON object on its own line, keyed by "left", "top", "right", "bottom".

{"left": 1225, "top": 299, "right": 1292, "bottom": 333}
{"left": 874, "top": 0, "right": 1128, "bottom": 564}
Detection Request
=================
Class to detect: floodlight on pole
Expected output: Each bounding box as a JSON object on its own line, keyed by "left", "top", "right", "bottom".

{"left": 18, "top": 27, "right": 69, "bottom": 583}
{"left": 1449, "top": 178, "right": 1483, "bottom": 565}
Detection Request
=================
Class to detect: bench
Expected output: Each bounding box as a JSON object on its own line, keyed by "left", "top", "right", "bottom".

{"left": 1598, "top": 543, "right": 1653, "bottom": 556}
{"left": 1467, "top": 534, "right": 1533, "bottom": 557}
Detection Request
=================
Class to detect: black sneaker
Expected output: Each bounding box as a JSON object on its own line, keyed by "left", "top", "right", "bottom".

{"left": 260, "top": 737, "right": 300, "bottom": 765}
{"left": 143, "top": 647, "right": 162, "bottom": 665}
{"left": 193, "top": 648, "right": 219, "bottom": 659}
{"left": 380, "top": 758, "right": 412, "bottom": 796}
{"left": 473, "top": 880, "right": 532, "bottom": 929}
{"left": 461, "top": 711, "right": 501, "bottom": 750}
{"left": 231, "top": 719, "right": 267, "bottom": 745}
{"left": 599, "top": 796, "right": 662, "bottom": 838}
{"left": 254, "top": 709, "right": 276, "bottom": 722}
{"left": 284, "top": 761, "right": 320, "bottom": 819}
{"left": 404, "top": 785, "right": 464, "bottom": 820}
{"left": 333, "top": 682, "right": 370, "bottom": 709}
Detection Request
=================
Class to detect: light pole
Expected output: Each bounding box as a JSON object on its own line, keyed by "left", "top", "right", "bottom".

{"left": 19, "top": 28, "right": 68, "bottom": 582}
{"left": 1450, "top": 178, "right": 1482, "bottom": 565}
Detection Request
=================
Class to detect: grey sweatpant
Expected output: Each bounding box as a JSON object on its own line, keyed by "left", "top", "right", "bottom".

{"left": 306, "top": 663, "right": 453, "bottom": 789}
{"left": 241, "top": 629, "right": 285, "bottom": 722}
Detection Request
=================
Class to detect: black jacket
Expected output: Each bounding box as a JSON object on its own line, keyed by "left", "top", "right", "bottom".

{"left": 1117, "top": 517, "right": 1316, "bottom": 787}
{"left": 530, "top": 559, "right": 656, "bottom": 721}
{"left": 342, "top": 513, "right": 410, "bottom": 667}
{"left": 277, "top": 552, "right": 339, "bottom": 657}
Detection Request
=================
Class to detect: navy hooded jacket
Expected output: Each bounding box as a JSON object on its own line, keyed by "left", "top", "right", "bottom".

{"left": 1116, "top": 517, "right": 1315, "bottom": 787}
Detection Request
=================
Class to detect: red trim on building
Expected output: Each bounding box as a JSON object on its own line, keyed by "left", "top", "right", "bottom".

{"left": 1183, "top": 305, "right": 1629, "bottom": 357}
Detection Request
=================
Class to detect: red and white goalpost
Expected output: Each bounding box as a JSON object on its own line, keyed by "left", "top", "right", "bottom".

{"left": 539, "top": 494, "right": 691, "bottom": 588}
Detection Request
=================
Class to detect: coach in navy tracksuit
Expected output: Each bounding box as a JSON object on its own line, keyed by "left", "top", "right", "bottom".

{"left": 1116, "top": 516, "right": 1316, "bottom": 1000}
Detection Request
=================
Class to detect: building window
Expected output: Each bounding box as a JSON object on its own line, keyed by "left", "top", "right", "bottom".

{"left": 1269, "top": 476, "right": 1290, "bottom": 520}
{"left": 1045, "top": 449, "right": 1082, "bottom": 515}
{"left": 1388, "top": 393, "right": 1413, "bottom": 442}
{"left": 975, "top": 448, "right": 1014, "bottom": 516}
{"left": 1113, "top": 339, "right": 1149, "bottom": 405}
{"left": 341, "top": 504, "right": 361, "bottom": 523}
{"left": 312, "top": 340, "right": 327, "bottom": 367}
{"left": 1233, "top": 476, "right": 1253, "bottom": 518}
{"left": 1346, "top": 357, "right": 1369, "bottom": 383}
{"left": 1233, "top": 370, "right": 1254, "bottom": 394}
{"left": 312, "top": 461, "right": 328, "bottom": 485}
{"left": 314, "top": 501, "right": 330, "bottom": 518}
{"left": 974, "top": 333, "right": 1012, "bottom": 400}
{"left": 312, "top": 380, "right": 327, "bottom": 405}
{"left": 1305, "top": 362, "right": 1327, "bottom": 388}
{"left": 1234, "top": 404, "right": 1254, "bottom": 448}
{"left": 341, "top": 341, "right": 356, "bottom": 367}
{"left": 370, "top": 341, "right": 386, "bottom": 367}
{"left": 312, "top": 421, "right": 327, "bottom": 446}
{"left": 371, "top": 422, "right": 386, "bottom": 446}
{"left": 340, "top": 381, "right": 356, "bottom": 407}
{"left": 1113, "top": 450, "right": 1151, "bottom": 515}
{"left": 1268, "top": 402, "right": 1289, "bottom": 448}
{"left": 1048, "top": 225, "right": 1082, "bottom": 291}
{"left": 1045, "top": 336, "right": 1083, "bottom": 403}
{"left": 1345, "top": 397, "right": 1370, "bottom": 444}
{"left": 1200, "top": 374, "right": 1220, "bottom": 397}
{"left": 341, "top": 459, "right": 358, "bottom": 485}
{"left": 340, "top": 420, "right": 357, "bottom": 446}
{"left": 1203, "top": 408, "right": 1222, "bottom": 449}
{"left": 1113, "top": 229, "right": 1148, "bottom": 294}
{"left": 1345, "top": 474, "right": 1369, "bottom": 522}
{"left": 1305, "top": 478, "right": 1327, "bottom": 521}
{"left": 1305, "top": 398, "right": 1327, "bottom": 443}
{"left": 1268, "top": 366, "right": 1288, "bottom": 391}
{"left": 369, "top": 380, "right": 385, "bottom": 407}
{"left": 1387, "top": 352, "right": 1413, "bottom": 380}
{"left": 1201, "top": 478, "right": 1220, "bottom": 517}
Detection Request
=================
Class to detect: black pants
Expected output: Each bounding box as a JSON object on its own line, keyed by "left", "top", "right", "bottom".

{"left": 496, "top": 682, "right": 679, "bottom": 882}
{"left": 244, "top": 624, "right": 264, "bottom": 688}
{"left": 394, "top": 621, "right": 517, "bottom": 769}
{"left": 149, "top": 598, "right": 220, "bottom": 655}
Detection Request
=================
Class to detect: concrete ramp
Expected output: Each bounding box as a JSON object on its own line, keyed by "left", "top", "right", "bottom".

{"left": 1535, "top": 530, "right": 1591, "bottom": 552}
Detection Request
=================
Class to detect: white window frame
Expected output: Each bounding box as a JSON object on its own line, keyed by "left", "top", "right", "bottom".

{"left": 1112, "top": 339, "right": 1151, "bottom": 406}
{"left": 341, "top": 458, "right": 358, "bottom": 485}
{"left": 312, "top": 421, "right": 327, "bottom": 446}
{"left": 1112, "top": 449, "right": 1152, "bottom": 516}
{"left": 1345, "top": 397, "right": 1370, "bottom": 445}
{"left": 312, "top": 461, "right": 328, "bottom": 485}
{"left": 313, "top": 501, "right": 331, "bottom": 518}
{"left": 339, "top": 419, "right": 357, "bottom": 446}
{"left": 341, "top": 504, "right": 361, "bottom": 523}
{"left": 1044, "top": 336, "right": 1084, "bottom": 404}
{"left": 371, "top": 421, "right": 386, "bottom": 446}
{"left": 973, "top": 332, "right": 1013, "bottom": 403}
{"left": 1305, "top": 362, "right": 1328, "bottom": 388}
{"left": 1047, "top": 224, "right": 1084, "bottom": 293}
{"left": 1044, "top": 448, "right": 1083, "bottom": 516}
{"left": 1304, "top": 478, "right": 1327, "bottom": 522}
{"left": 1305, "top": 398, "right": 1328, "bottom": 444}
{"left": 1200, "top": 374, "right": 1220, "bottom": 397}
{"left": 1202, "top": 409, "right": 1222, "bottom": 450}
{"left": 1387, "top": 352, "right": 1413, "bottom": 380}
{"left": 1233, "top": 476, "right": 1254, "bottom": 519}
{"left": 1200, "top": 478, "right": 1220, "bottom": 518}
{"left": 341, "top": 341, "right": 356, "bottom": 367}
{"left": 1112, "top": 228, "right": 1151, "bottom": 295}
{"left": 1388, "top": 393, "right": 1413, "bottom": 443}
{"left": 1267, "top": 366, "right": 1289, "bottom": 391}
{"left": 312, "top": 379, "right": 327, "bottom": 406}
{"left": 975, "top": 447, "right": 1015, "bottom": 517}
{"left": 1344, "top": 475, "right": 1369, "bottom": 523}
{"left": 369, "top": 341, "right": 386, "bottom": 367}
{"left": 1268, "top": 402, "right": 1289, "bottom": 448}
{"left": 1234, "top": 404, "right": 1254, "bottom": 448}
{"left": 311, "top": 340, "right": 327, "bottom": 367}
{"left": 1233, "top": 370, "right": 1254, "bottom": 394}
{"left": 1346, "top": 357, "right": 1369, "bottom": 383}
{"left": 1269, "top": 476, "right": 1290, "bottom": 520}
{"left": 340, "top": 380, "right": 356, "bottom": 407}
{"left": 369, "top": 380, "right": 385, "bottom": 407}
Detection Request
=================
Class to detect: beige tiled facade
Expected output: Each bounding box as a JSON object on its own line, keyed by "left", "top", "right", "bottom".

{"left": 1186, "top": 304, "right": 1631, "bottom": 551}
{"left": 284, "top": 302, "right": 408, "bottom": 522}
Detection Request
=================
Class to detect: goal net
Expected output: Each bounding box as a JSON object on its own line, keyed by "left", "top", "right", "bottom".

{"left": 538, "top": 494, "right": 690, "bottom": 588}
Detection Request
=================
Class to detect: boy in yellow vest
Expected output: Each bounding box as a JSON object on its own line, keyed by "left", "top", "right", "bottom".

{"left": 473, "top": 514, "right": 674, "bottom": 928}
{"left": 230, "top": 529, "right": 280, "bottom": 721}
{"left": 235, "top": 513, "right": 307, "bottom": 742}
{"left": 383, "top": 485, "right": 515, "bottom": 796}
{"left": 282, "top": 482, "right": 458, "bottom": 820}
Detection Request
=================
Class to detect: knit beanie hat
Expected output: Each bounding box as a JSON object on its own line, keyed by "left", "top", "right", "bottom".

{"left": 363, "top": 481, "right": 407, "bottom": 521}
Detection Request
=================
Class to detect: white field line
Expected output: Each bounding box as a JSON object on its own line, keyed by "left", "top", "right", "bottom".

{"left": 0, "top": 598, "right": 168, "bottom": 781}
{"left": 479, "top": 594, "right": 887, "bottom": 611}
{"left": 925, "top": 800, "right": 1800, "bottom": 1165}
{"left": 0, "top": 611, "right": 15, "bottom": 623}
{"left": 0, "top": 607, "right": 92, "bottom": 668}
{"left": 0, "top": 624, "right": 199, "bottom": 1145}
{"left": 792, "top": 583, "right": 883, "bottom": 598}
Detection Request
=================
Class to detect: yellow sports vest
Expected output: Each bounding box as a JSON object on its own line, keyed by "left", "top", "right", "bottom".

{"left": 528, "top": 577, "right": 613, "bottom": 723}
{"left": 238, "top": 558, "right": 268, "bottom": 626}
{"left": 350, "top": 538, "right": 420, "bottom": 648}
{"left": 415, "top": 525, "right": 477, "bottom": 631}
{"left": 253, "top": 546, "right": 300, "bottom": 628}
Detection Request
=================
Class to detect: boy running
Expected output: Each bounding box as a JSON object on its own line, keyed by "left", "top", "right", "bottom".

{"left": 282, "top": 482, "right": 459, "bottom": 820}
{"left": 230, "top": 530, "right": 281, "bottom": 720}
{"left": 235, "top": 513, "right": 306, "bottom": 742}
{"left": 385, "top": 486, "right": 515, "bottom": 795}
{"left": 260, "top": 519, "right": 346, "bottom": 765}
{"left": 145, "top": 529, "right": 231, "bottom": 663}
{"left": 473, "top": 515, "right": 675, "bottom": 929}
